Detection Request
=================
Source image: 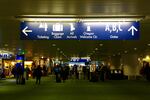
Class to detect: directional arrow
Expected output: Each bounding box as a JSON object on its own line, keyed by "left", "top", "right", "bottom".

{"left": 128, "top": 26, "right": 138, "bottom": 36}
{"left": 22, "top": 26, "right": 32, "bottom": 36}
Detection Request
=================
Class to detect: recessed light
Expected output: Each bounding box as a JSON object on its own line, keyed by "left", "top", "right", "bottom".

{"left": 147, "top": 44, "right": 150, "bottom": 46}
{"left": 124, "top": 51, "right": 128, "bottom": 53}
{"left": 4, "top": 44, "right": 8, "bottom": 47}
{"left": 57, "top": 48, "right": 60, "bottom": 51}
{"left": 12, "top": 48, "right": 16, "bottom": 51}
{"left": 99, "top": 44, "right": 103, "bottom": 46}
{"left": 134, "top": 48, "right": 137, "bottom": 50}
{"left": 95, "top": 48, "right": 98, "bottom": 50}
{"left": 52, "top": 44, "right": 56, "bottom": 47}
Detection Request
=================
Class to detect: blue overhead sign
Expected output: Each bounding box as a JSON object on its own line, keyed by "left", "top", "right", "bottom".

{"left": 20, "top": 21, "right": 140, "bottom": 40}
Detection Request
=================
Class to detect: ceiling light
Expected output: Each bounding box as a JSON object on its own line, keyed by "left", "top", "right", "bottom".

{"left": 113, "top": 54, "right": 116, "bottom": 56}
{"left": 124, "top": 51, "right": 128, "bottom": 53}
{"left": 146, "top": 55, "right": 150, "bottom": 60}
{"left": 147, "top": 44, "right": 150, "bottom": 46}
{"left": 52, "top": 44, "right": 56, "bottom": 47}
{"left": 4, "top": 44, "right": 8, "bottom": 47}
{"left": 16, "top": 15, "right": 144, "bottom": 22}
{"left": 81, "top": 15, "right": 144, "bottom": 22}
{"left": 82, "top": 18, "right": 141, "bottom": 22}
{"left": 57, "top": 48, "right": 60, "bottom": 51}
{"left": 17, "top": 16, "right": 77, "bottom": 22}
{"left": 95, "top": 48, "right": 98, "bottom": 50}
{"left": 134, "top": 48, "right": 137, "bottom": 50}
{"left": 12, "top": 48, "right": 16, "bottom": 51}
{"left": 99, "top": 44, "right": 103, "bottom": 46}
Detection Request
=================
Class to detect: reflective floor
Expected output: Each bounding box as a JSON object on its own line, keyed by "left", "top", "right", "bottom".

{"left": 0, "top": 77, "right": 150, "bottom": 100}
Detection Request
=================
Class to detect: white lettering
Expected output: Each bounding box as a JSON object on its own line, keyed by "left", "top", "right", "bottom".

{"left": 105, "top": 24, "right": 110, "bottom": 32}
{"left": 110, "top": 35, "right": 118, "bottom": 39}
{"left": 93, "top": 35, "right": 98, "bottom": 38}
{"left": 112, "top": 24, "right": 117, "bottom": 32}
{"left": 54, "top": 35, "right": 62, "bottom": 39}
{"left": 51, "top": 32, "right": 64, "bottom": 36}
{"left": 37, "top": 35, "right": 49, "bottom": 39}
{"left": 118, "top": 24, "right": 123, "bottom": 32}
{"left": 105, "top": 23, "right": 123, "bottom": 33}
{"left": 70, "top": 32, "right": 75, "bottom": 35}
{"left": 67, "top": 36, "right": 77, "bottom": 39}
{"left": 83, "top": 32, "right": 95, "bottom": 36}
{"left": 80, "top": 36, "right": 93, "bottom": 39}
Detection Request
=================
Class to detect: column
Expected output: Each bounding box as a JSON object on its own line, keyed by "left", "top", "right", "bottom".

{"left": 122, "top": 54, "right": 140, "bottom": 80}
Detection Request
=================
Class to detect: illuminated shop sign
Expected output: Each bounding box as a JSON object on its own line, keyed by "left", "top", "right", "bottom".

{"left": 0, "top": 53, "right": 13, "bottom": 59}
{"left": 20, "top": 21, "right": 140, "bottom": 40}
{"left": 70, "top": 57, "right": 91, "bottom": 62}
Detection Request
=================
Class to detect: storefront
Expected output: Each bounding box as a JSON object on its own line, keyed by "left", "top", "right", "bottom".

{"left": 0, "top": 50, "right": 15, "bottom": 78}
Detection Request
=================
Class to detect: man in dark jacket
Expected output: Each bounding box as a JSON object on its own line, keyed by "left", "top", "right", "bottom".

{"left": 35, "top": 65, "right": 42, "bottom": 84}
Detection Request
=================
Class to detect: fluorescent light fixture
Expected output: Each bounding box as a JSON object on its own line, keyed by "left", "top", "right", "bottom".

{"left": 16, "top": 15, "right": 145, "bottom": 22}
{"left": 81, "top": 18, "right": 142, "bottom": 22}
{"left": 84, "top": 22, "right": 131, "bottom": 26}
{"left": 81, "top": 15, "right": 145, "bottom": 22}
{"left": 20, "top": 18, "right": 77, "bottom": 22}
{"left": 16, "top": 15, "right": 78, "bottom": 22}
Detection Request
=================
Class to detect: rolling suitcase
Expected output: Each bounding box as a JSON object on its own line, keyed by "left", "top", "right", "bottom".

{"left": 21, "top": 77, "right": 25, "bottom": 85}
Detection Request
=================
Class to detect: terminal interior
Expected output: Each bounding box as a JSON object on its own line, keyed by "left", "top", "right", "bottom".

{"left": 1, "top": 0, "right": 150, "bottom": 100}
{"left": 0, "top": 0, "right": 150, "bottom": 79}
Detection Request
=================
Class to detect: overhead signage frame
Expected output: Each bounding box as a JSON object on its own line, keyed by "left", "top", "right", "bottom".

{"left": 20, "top": 21, "right": 140, "bottom": 40}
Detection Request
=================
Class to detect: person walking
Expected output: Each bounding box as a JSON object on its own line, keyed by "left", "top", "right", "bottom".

{"left": 35, "top": 65, "right": 42, "bottom": 84}
{"left": 144, "top": 62, "right": 150, "bottom": 81}
{"left": 25, "top": 66, "right": 30, "bottom": 80}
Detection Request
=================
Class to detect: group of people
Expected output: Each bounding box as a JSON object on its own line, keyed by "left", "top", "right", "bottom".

{"left": 53, "top": 64, "right": 111, "bottom": 83}
{"left": 2, "top": 61, "right": 150, "bottom": 85}
{"left": 11, "top": 64, "right": 44, "bottom": 85}
{"left": 53, "top": 64, "right": 70, "bottom": 83}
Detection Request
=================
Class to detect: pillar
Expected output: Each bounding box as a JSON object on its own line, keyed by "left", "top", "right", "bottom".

{"left": 110, "top": 55, "right": 121, "bottom": 69}
{"left": 122, "top": 54, "right": 141, "bottom": 80}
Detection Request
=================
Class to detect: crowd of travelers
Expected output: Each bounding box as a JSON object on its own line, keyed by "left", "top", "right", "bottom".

{"left": 1, "top": 61, "right": 150, "bottom": 85}
{"left": 53, "top": 63, "right": 111, "bottom": 83}
{"left": 11, "top": 63, "right": 44, "bottom": 85}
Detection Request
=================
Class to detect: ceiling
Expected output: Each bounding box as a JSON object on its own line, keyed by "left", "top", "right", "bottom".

{"left": 0, "top": 0, "right": 150, "bottom": 60}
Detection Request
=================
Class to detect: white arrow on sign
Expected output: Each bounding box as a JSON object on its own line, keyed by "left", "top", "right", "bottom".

{"left": 128, "top": 26, "right": 138, "bottom": 36}
{"left": 22, "top": 26, "right": 32, "bottom": 36}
